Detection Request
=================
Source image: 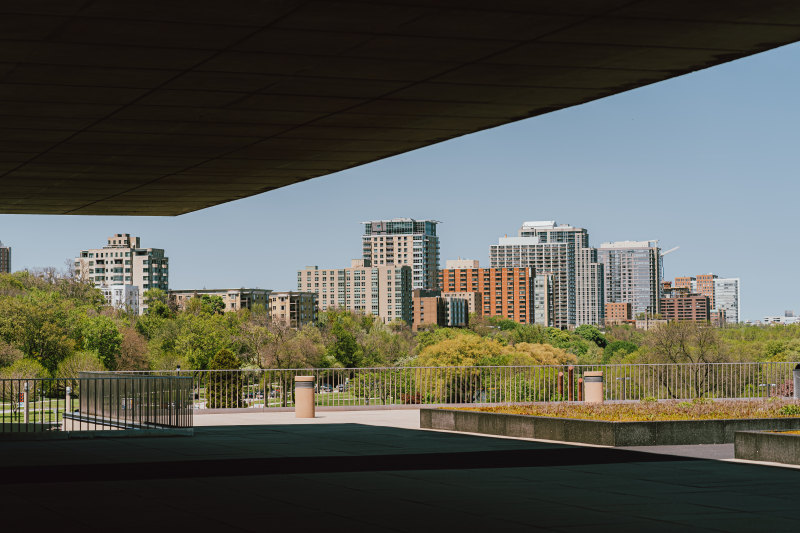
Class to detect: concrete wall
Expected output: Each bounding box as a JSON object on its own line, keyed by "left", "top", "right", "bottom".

{"left": 421, "top": 408, "right": 800, "bottom": 446}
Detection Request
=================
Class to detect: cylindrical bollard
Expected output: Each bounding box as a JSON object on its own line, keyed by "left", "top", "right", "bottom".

{"left": 584, "top": 371, "right": 604, "bottom": 404}
{"left": 577, "top": 378, "right": 583, "bottom": 402}
{"left": 294, "top": 376, "right": 315, "bottom": 418}
{"left": 568, "top": 366, "right": 575, "bottom": 401}
{"left": 794, "top": 364, "right": 800, "bottom": 400}
{"left": 557, "top": 372, "right": 564, "bottom": 399}
{"left": 66, "top": 386, "right": 72, "bottom": 414}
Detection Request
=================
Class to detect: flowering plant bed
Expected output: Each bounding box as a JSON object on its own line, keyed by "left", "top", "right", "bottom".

{"left": 458, "top": 399, "right": 800, "bottom": 422}
{"left": 420, "top": 400, "right": 800, "bottom": 446}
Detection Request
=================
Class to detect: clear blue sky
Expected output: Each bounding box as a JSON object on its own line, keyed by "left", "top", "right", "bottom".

{"left": 3, "top": 43, "right": 800, "bottom": 322}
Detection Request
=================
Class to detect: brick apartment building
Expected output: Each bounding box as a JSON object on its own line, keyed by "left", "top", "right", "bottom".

{"left": 439, "top": 267, "right": 533, "bottom": 324}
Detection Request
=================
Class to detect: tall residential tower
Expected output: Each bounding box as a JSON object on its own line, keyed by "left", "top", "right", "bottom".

{"left": 0, "top": 241, "right": 9, "bottom": 273}
{"left": 597, "top": 240, "right": 662, "bottom": 318}
{"left": 490, "top": 221, "right": 604, "bottom": 328}
{"left": 362, "top": 218, "right": 440, "bottom": 290}
{"left": 75, "top": 233, "right": 168, "bottom": 314}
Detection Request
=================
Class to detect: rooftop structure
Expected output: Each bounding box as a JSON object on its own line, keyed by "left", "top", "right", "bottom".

{"left": 362, "top": 219, "right": 440, "bottom": 291}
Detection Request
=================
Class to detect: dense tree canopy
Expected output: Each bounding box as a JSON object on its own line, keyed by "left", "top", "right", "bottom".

{"left": 2, "top": 271, "right": 799, "bottom": 378}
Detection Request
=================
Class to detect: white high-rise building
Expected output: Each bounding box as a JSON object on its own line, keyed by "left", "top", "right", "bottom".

{"left": 75, "top": 233, "right": 168, "bottom": 315}
{"left": 597, "top": 240, "right": 663, "bottom": 318}
{"left": 490, "top": 221, "right": 604, "bottom": 328}
{"left": 714, "top": 277, "right": 741, "bottom": 324}
{"left": 362, "top": 218, "right": 440, "bottom": 290}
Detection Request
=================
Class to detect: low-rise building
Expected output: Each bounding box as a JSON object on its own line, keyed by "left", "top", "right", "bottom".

{"left": 411, "top": 289, "right": 470, "bottom": 331}
{"left": 170, "top": 288, "right": 271, "bottom": 313}
{"left": 412, "top": 290, "right": 446, "bottom": 332}
{"left": 605, "top": 302, "right": 633, "bottom": 326}
{"left": 101, "top": 285, "right": 139, "bottom": 314}
{"left": 660, "top": 287, "right": 710, "bottom": 322}
{"left": 443, "top": 295, "right": 469, "bottom": 328}
{"left": 440, "top": 291, "right": 482, "bottom": 317}
{"left": 269, "top": 291, "right": 318, "bottom": 328}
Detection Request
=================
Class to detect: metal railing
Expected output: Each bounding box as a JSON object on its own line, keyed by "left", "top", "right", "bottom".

{"left": 114, "top": 362, "right": 799, "bottom": 411}
{"left": 0, "top": 374, "right": 193, "bottom": 434}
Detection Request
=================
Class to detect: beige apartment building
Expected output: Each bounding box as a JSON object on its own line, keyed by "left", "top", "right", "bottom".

{"left": 362, "top": 218, "right": 440, "bottom": 290}
{"left": 170, "top": 288, "right": 271, "bottom": 313}
{"left": 298, "top": 260, "right": 412, "bottom": 324}
{"left": 75, "top": 233, "right": 168, "bottom": 314}
{"left": 269, "top": 291, "right": 318, "bottom": 328}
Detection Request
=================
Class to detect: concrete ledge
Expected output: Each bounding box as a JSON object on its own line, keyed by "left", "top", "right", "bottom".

{"left": 735, "top": 430, "right": 800, "bottom": 464}
{"left": 421, "top": 408, "right": 800, "bottom": 446}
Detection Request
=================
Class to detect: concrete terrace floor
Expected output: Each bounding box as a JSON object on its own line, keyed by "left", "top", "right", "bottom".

{"left": 1, "top": 410, "right": 799, "bottom": 532}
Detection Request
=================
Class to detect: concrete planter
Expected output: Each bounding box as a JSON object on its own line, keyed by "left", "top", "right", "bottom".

{"left": 735, "top": 430, "right": 800, "bottom": 464}
{"left": 420, "top": 408, "right": 800, "bottom": 446}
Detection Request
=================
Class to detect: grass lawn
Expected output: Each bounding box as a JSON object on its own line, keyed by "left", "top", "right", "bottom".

{"left": 457, "top": 398, "right": 800, "bottom": 422}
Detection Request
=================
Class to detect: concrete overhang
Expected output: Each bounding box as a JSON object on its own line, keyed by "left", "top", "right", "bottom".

{"left": 2, "top": 1, "right": 800, "bottom": 215}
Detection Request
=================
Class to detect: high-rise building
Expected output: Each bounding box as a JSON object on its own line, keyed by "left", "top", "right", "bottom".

{"left": 714, "top": 277, "right": 740, "bottom": 324}
{"left": 674, "top": 276, "right": 696, "bottom": 291}
{"left": 696, "top": 274, "right": 717, "bottom": 308}
{"left": 533, "top": 273, "right": 553, "bottom": 326}
{"left": 440, "top": 267, "right": 533, "bottom": 324}
{"left": 489, "top": 221, "right": 604, "bottom": 328}
{"left": 597, "top": 240, "right": 662, "bottom": 318}
{"left": 0, "top": 240, "right": 9, "bottom": 273}
{"left": 298, "top": 260, "right": 412, "bottom": 324}
{"left": 269, "top": 291, "right": 318, "bottom": 328}
{"left": 362, "top": 218, "right": 440, "bottom": 290}
{"left": 672, "top": 274, "right": 740, "bottom": 325}
{"left": 75, "top": 233, "right": 168, "bottom": 314}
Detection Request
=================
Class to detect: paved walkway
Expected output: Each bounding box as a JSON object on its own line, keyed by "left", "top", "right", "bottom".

{"left": 1, "top": 410, "right": 799, "bottom": 531}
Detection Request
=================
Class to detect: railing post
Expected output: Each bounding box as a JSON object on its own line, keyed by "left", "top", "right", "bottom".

{"left": 557, "top": 371, "right": 564, "bottom": 400}
{"left": 568, "top": 366, "right": 574, "bottom": 401}
{"left": 23, "top": 382, "right": 29, "bottom": 425}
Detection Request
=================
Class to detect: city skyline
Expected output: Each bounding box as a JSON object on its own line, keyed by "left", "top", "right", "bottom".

{"left": 3, "top": 42, "right": 800, "bottom": 321}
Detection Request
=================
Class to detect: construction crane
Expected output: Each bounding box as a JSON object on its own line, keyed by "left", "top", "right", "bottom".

{"left": 661, "top": 246, "right": 679, "bottom": 257}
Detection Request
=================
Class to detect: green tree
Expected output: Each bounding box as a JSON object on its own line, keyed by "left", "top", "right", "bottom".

{"left": 80, "top": 315, "right": 122, "bottom": 370}
{"left": 574, "top": 324, "right": 607, "bottom": 348}
{"left": 56, "top": 350, "right": 104, "bottom": 378}
{"left": 201, "top": 295, "right": 226, "bottom": 315}
{"left": 143, "top": 288, "right": 173, "bottom": 318}
{"left": 603, "top": 340, "right": 639, "bottom": 363}
{"left": 0, "top": 290, "right": 79, "bottom": 373}
{"left": 207, "top": 348, "right": 243, "bottom": 408}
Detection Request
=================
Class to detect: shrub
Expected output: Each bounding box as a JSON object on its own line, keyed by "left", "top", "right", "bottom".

{"left": 779, "top": 404, "right": 800, "bottom": 416}
{"left": 206, "top": 349, "right": 243, "bottom": 409}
